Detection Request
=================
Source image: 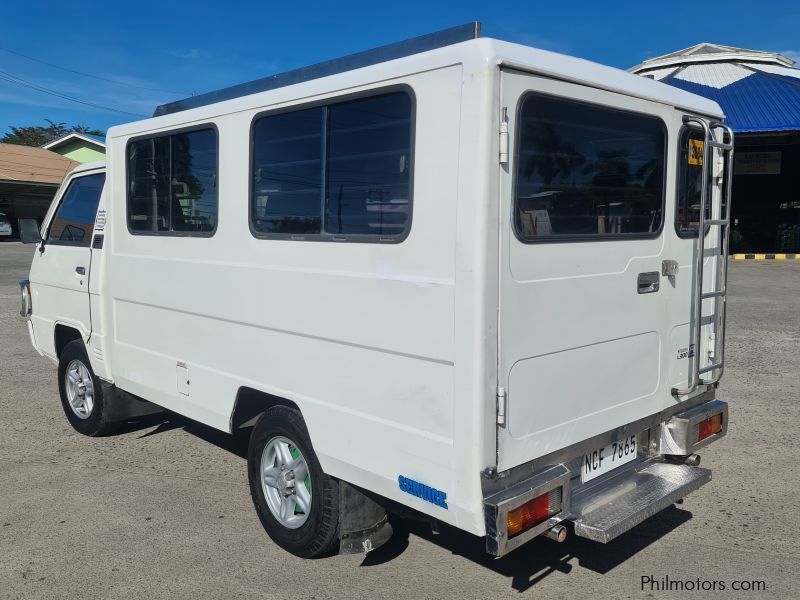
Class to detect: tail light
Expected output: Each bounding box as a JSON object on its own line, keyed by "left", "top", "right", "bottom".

{"left": 697, "top": 413, "right": 723, "bottom": 442}
{"left": 507, "top": 487, "right": 562, "bottom": 538}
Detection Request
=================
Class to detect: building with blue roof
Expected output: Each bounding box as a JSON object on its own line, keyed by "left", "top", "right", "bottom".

{"left": 631, "top": 44, "right": 800, "bottom": 253}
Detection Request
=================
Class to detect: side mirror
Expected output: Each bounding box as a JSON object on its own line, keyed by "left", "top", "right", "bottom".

{"left": 18, "top": 219, "right": 42, "bottom": 244}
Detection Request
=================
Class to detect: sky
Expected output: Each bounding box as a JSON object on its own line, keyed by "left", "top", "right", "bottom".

{"left": 1, "top": 0, "right": 799, "bottom": 136}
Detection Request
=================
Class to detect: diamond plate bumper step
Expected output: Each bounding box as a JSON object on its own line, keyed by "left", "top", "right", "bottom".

{"left": 571, "top": 460, "right": 711, "bottom": 543}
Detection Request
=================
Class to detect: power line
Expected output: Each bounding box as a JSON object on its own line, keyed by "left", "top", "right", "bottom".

{"left": 0, "top": 69, "right": 147, "bottom": 117}
{"left": 0, "top": 47, "right": 191, "bottom": 96}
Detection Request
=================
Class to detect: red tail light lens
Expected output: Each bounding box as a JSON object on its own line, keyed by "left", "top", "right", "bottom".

{"left": 698, "top": 413, "right": 723, "bottom": 442}
{"left": 507, "top": 487, "right": 562, "bottom": 538}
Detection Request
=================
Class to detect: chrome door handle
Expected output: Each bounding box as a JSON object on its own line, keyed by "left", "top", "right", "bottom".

{"left": 637, "top": 271, "right": 660, "bottom": 294}
{"left": 75, "top": 266, "right": 86, "bottom": 275}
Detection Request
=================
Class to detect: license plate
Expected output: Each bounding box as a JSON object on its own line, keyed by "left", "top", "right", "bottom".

{"left": 581, "top": 434, "right": 638, "bottom": 483}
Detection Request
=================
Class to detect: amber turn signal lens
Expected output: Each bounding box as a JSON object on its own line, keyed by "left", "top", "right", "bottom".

{"left": 698, "top": 413, "right": 723, "bottom": 442}
{"left": 507, "top": 487, "right": 562, "bottom": 538}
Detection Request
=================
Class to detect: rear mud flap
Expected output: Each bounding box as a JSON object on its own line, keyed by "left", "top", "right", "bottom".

{"left": 337, "top": 481, "right": 393, "bottom": 554}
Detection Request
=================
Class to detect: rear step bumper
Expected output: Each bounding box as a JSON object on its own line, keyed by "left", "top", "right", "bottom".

{"left": 483, "top": 395, "right": 727, "bottom": 556}
{"left": 570, "top": 459, "right": 710, "bottom": 543}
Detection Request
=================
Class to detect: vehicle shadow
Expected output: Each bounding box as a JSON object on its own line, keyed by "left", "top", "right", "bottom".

{"left": 362, "top": 507, "right": 692, "bottom": 593}
{"left": 115, "top": 412, "right": 692, "bottom": 593}
{"left": 116, "top": 411, "right": 250, "bottom": 459}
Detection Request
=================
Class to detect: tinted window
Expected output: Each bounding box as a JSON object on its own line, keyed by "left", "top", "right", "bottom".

{"left": 676, "top": 128, "right": 723, "bottom": 238}
{"left": 252, "top": 108, "right": 323, "bottom": 234}
{"left": 251, "top": 91, "right": 412, "bottom": 240}
{"left": 514, "top": 94, "right": 666, "bottom": 241}
{"left": 326, "top": 94, "right": 411, "bottom": 235}
{"left": 128, "top": 128, "right": 217, "bottom": 234}
{"left": 48, "top": 173, "right": 105, "bottom": 246}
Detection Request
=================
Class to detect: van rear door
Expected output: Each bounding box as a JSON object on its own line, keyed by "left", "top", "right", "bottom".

{"left": 497, "top": 69, "right": 691, "bottom": 471}
{"left": 28, "top": 170, "right": 105, "bottom": 357}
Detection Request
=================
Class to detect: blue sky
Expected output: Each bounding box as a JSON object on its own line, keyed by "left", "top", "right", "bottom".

{"left": 2, "top": 0, "right": 799, "bottom": 136}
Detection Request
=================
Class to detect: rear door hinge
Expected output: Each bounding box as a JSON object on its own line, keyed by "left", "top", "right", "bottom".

{"left": 499, "top": 107, "right": 509, "bottom": 165}
{"left": 496, "top": 386, "right": 507, "bottom": 427}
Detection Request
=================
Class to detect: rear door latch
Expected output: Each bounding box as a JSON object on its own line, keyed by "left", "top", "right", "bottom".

{"left": 662, "top": 259, "right": 679, "bottom": 277}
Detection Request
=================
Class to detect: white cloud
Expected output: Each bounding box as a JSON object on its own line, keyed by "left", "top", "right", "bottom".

{"left": 169, "top": 49, "right": 210, "bottom": 60}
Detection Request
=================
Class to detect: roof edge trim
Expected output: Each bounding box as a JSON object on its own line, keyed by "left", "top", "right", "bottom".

{"left": 153, "top": 22, "right": 481, "bottom": 117}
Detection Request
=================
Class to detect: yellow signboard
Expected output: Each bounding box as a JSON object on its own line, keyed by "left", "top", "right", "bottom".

{"left": 688, "top": 139, "right": 704, "bottom": 166}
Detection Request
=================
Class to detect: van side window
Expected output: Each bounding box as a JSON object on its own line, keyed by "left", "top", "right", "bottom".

{"left": 127, "top": 128, "right": 217, "bottom": 235}
{"left": 251, "top": 91, "right": 412, "bottom": 240}
{"left": 514, "top": 93, "right": 666, "bottom": 242}
{"left": 252, "top": 107, "right": 324, "bottom": 234}
{"left": 47, "top": 173, "right": 105, "bottom": 246}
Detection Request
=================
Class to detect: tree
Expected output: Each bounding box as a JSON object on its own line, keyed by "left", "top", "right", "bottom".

{"left": 0, "top": 119, "right": 103, "bottom": 147}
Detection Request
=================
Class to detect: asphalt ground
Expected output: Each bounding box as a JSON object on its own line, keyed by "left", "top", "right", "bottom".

{"left": 1, "top": 241, "right": 799, "bottom": 599}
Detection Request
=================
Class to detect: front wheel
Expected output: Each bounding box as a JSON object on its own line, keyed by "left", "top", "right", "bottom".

{"left": 57, "top": 339, "right": 119, "bottom": 436}
{"left": 248, "top": 405, "right": 340, "bottom": 557}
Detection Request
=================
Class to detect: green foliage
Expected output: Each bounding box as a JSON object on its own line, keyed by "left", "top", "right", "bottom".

{"left": 0, "top": 119, "right": 103, "bottom": 147}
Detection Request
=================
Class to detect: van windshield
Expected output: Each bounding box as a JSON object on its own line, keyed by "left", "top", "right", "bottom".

{"left": 47, "top": 173, "right": 105, "bottom": 246}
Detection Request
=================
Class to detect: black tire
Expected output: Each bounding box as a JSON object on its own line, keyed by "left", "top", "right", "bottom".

{"left": 248, "top": 405, "right": 340, "bottom": 558}
{"left": 57, "top": 339, "right": 120, "bottom": 437}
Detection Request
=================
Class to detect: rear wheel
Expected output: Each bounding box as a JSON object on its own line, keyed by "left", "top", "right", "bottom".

{"left": 248, "top": 405, "right": 340, "bottom": 557}
{"left": 57, "top": 339, "right": 119, "bottom": 436}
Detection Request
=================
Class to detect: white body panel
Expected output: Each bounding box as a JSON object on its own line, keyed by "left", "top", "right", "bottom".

{"left": 25, "top": 38, "right": 724, "bottom": 538}
{"left": 496, "top": 71, "right": 723, "bottom": 470}
{"left": 27, "top": 165, "right": 105, "bottom": 360}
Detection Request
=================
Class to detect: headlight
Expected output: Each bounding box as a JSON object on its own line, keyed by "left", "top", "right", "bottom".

{"left": 19, "top": 279, "right": 31, "bottom": 318}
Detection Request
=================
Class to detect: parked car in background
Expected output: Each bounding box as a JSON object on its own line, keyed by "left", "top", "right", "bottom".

{"left": 0, "top": 213, "right": 12, "bottom": 237}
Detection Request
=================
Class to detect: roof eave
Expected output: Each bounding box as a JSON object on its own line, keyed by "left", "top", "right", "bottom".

{"left": 42, "top": 132, "right": 107, "bottom": 150}
{"left": 631, "top": 53, "right": 794, "bottom": 74}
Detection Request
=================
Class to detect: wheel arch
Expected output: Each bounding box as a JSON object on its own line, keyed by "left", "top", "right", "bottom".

{"left": 54, "top": 323, "right": 84, "bottom": 358}
{"left": 230, "top": 387, "right": 301, "bottom": 432}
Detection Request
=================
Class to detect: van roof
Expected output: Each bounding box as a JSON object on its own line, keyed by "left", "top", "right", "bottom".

{"left": 110, "top": 24, "right": 723, "bottom": 138}
{"left": 71, "top": 160, "right": 105, "bottom": 173}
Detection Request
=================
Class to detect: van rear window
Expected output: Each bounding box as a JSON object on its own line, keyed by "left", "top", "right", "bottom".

{"left": 514, "top": 93, "right": 666, "bottom": 242}
{"left": 676, "top": 128, "right": 719, "bottom": 238}
{"left": 127, "top": 127, "right": 217, "bottom": 236}
{"left": 251, "top": 91, "right": 412, "bottom": 241}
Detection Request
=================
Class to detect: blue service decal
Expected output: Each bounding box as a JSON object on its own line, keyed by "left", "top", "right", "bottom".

{"left": 398, "top": 475, "right": 448, "bottom": 509}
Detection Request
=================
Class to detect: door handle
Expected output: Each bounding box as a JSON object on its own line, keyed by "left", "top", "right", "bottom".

{"left": 637, "top": 271, "right": 660, "bottom": 294}
{"left": 75, "top": 266, "right": 86, "bottom": 275}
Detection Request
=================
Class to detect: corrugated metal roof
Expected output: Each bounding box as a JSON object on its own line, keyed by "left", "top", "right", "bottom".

{"left": 630, "top": 43, "right": 794, "bottom": 72}
{"left": 673, "top": 63, "right": 754, "bottom": 88}
{"left": 661, "top": 65, "right": 800, "bottom": 132}
{"left": 631, "top": 45, "right": 800, "bottom": 133}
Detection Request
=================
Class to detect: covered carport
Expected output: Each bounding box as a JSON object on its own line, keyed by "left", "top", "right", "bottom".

{"left": 631, "top": 44, "right": 800, "bottom": 254}
{"left": 0, "top": 143, "right": 78, "bottom": 239}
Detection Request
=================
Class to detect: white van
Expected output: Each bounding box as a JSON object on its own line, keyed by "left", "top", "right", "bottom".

{"left": 19, "top": 23, "right": 732, "bottom": 558}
